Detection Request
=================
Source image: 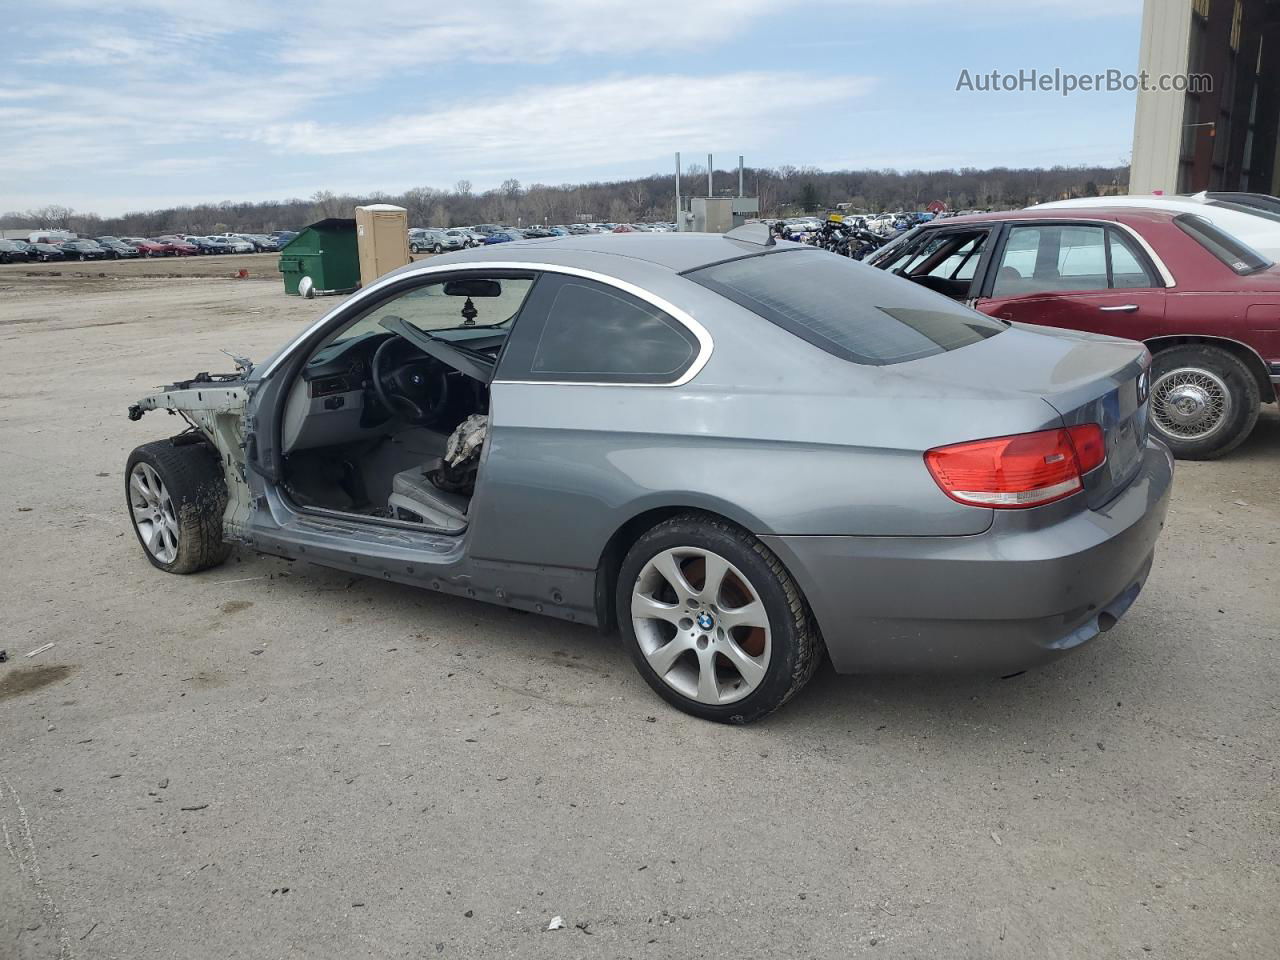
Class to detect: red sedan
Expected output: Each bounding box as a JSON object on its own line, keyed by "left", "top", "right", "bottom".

{"left": 157, "top": 238, "right": 198, "bottom": 256}
{"left": 122, "top": 237, "right": 167, "bottom": 257}
{"left": 870, "top": 207, "right": 1280, "bottom": 459}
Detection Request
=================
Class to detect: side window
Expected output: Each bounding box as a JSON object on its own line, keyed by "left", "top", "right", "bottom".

{"left": 500, "top": 274, "right": 701, "bottom": 384}
{"left": 1108, "top": 230, "right": 1158, "bottom": 288}
{"left": 992, "top": 225, "right": 1109, "bottom": 296}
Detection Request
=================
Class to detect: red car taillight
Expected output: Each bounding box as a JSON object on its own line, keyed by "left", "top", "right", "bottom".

{"left": 925, "top": 424, "right": 1106, "bottom": 509}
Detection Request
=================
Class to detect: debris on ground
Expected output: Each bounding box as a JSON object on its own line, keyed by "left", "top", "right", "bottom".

{"left": 991, "top": 831, "right": 1003, "bottom": 846}
{"left": 26, "top": 642, "right": 55, "bottom": 658}
{"left": 547, "top": 916, "right": 564, "bottom": 930}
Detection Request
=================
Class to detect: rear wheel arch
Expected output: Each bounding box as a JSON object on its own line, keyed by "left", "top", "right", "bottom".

{"left": 1145, "top": 335, "right": 1274, "bottom": 403}
{"left": 592, "top": 503, "right": 792, "bottom": 633}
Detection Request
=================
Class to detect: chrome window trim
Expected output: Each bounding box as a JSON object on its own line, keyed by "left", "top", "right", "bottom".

{"left": 1112, "top": 221, "right": 1177, "bottom": 288}
{"left": 258, "top": 260, "right": 714, "bottom": 386}
{"left": 982, "top": 217, "right": 1178, "bottom": 289}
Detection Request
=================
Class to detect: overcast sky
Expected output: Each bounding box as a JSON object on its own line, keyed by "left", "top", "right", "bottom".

{"left": 1, "top": 0, "right": 1144, "bottom": 216}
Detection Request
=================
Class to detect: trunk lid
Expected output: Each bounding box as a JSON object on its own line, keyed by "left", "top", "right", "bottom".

{"left": 909, "top": 322, "right": 1150, "bottom": 509}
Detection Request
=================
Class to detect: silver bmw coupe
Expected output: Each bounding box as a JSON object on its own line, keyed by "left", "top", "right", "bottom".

{"left": 125, "top": 227, "right": 1172, "bottom": 722}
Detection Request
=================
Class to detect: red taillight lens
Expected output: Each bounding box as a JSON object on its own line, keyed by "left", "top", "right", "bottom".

{"left": 925, "top": 425, "right": 1107, "bottom": 509}
{"left": 1066, "top": 423, "right": 1106, "bottom": 474}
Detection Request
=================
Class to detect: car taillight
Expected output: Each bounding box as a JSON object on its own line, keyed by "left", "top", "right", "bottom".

{"left": 925, "top": 424, "right": 1107, "bottom": 509}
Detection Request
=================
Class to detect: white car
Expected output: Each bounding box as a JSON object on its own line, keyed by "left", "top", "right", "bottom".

{"left": 1030, "top": 194, "right": 1280, "bottom": 261}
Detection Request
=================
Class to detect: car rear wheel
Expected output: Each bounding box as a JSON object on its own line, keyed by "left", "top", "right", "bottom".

{"left": 1149, "top": 344, "right": 1259, "bottom": 460}
{"left": 617, "top": 513, "right": 823, "bottom": 723}
{"left": 125, "top": 438, "right": 232, "bottom": 574}
{"left": 434, "top": 244, "right": 443, "bottom": 254}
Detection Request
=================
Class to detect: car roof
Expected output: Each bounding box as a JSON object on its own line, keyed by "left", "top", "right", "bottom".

{"left": 929, "top": 208, "right": 1179, "bottom": 227}
{"left": 438, "top": 231, "right": 786, "bottom": 273}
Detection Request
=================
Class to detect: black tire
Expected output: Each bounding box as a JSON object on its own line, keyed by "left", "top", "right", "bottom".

{"left": 1149, "top": 344, "right": 1260, "bottom": 460}
{"left": 433, "top": 244, "right": 443, "bottom": 254}
{"left": 125, "top": 438, "right": 232, "bottom": 574}
{"left": 616, "top": 512, "right": 823, "bottom": 724}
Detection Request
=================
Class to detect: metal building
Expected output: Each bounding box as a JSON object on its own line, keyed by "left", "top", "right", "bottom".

{"left": 1131, "top": 0, "right": 1280, "bottom": 194}
{"left": 674, "top": 154, "right": 760, "bottom": 232}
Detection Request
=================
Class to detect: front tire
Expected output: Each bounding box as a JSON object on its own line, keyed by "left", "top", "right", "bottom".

{"left": 616, "top": 513, "right": 822, "bottom": 723}
{"left": 1149, "top": 344, "right": 1259, "bottom": 460}
{"left": 125, "top": 438, "right": 232, "bottom": 574}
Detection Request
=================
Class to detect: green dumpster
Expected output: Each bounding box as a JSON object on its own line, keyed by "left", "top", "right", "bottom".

{"left": 278, "top": 217, "right": 360, "bottom": 296}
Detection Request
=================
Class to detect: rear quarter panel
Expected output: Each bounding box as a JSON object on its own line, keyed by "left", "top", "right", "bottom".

{"left": 464, "top": 286, "right": 1066, "bottom": 572}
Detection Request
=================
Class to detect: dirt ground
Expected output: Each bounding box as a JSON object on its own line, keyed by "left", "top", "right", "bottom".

{"left": 1, "top": 265, "right": 1277, "bottom": 960}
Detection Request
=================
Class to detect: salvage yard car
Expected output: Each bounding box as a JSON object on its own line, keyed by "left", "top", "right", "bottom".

{"left": 0, "top": 239, "right": 31, "bottom": 263}
{"left": 60, "top": 238, "right": 109, "bottom": 261}
{"left": 869, "top": 207, "right": 1280, "bottom": 459}
{"left": 29, "top": 242, "right": 67, "bottom": 262}
{"left": 124, "top": 229, "right": 1172, "bottom": 723}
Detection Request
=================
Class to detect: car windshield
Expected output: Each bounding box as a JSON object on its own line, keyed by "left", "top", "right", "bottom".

{"left": 1174, "top": 213, "right": 1273, "bottom": 274}
{"left": 332, "top": 277, "right": 536, "bottom": 345}
{"left": 686, "top": 249, "right": 1005, "bottom": 366}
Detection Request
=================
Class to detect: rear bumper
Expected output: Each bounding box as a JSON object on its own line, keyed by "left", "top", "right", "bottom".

{"left": 763, "top": 438, "right": 1174, "bottom": 675}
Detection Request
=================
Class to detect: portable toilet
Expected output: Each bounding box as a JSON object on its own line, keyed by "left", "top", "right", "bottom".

{"left": 354, "top": 204, "right": 411, "bottom": 287}
{"left": 277, "top": 218, "right": 360, "bottom": 297}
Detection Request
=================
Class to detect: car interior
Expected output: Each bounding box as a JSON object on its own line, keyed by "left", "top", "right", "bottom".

{"left": 277, "top": 274, "right": 535, "bottom": 533}
{"left": 880, "top": 227, "right": 991, "bottom": 299}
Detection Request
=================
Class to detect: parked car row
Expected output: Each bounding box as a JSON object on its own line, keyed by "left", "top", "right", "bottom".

{"left": 405, "top": 222, "right": 676, "bottom": 252}
{"left": 0, "top": 229, "right": 302, "bottom": 264}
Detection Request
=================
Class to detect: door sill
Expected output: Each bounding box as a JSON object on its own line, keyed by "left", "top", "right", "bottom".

{"left": 288, "top": 498, "right": 468, "bottom": 537}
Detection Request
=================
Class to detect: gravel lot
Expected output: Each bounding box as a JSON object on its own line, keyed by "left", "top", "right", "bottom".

{"left": 1, "top": 262, "right": 1277, "bottom": 960}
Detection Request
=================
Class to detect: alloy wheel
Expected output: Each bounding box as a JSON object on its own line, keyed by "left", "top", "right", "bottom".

{"left": 631, "top": 547, "right": 771, "bottom": 705}
{"left": 129, "top": 462, "right": 180, "bottom": 564}
{"left": 1151, "top": 366, "right": 1231, "bottom": 440}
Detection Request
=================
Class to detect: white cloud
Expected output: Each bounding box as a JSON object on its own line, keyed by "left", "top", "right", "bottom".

{"left": 249, "top": 72, "right": 875, "bottom": 171}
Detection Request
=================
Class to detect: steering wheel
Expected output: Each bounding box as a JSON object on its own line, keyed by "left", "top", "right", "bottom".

{"left": 370, "top": 335, "right": 450, "bottom": 426}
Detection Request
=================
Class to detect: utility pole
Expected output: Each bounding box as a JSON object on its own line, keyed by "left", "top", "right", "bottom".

{"left": 674, "top": 152, "right": 682, "bottom": 232}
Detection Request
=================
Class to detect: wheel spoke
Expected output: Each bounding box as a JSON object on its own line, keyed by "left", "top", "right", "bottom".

{"left": 699, "top": 552, "right": 730, "bottom": 603}
{"left": 647, "top": 635, "right": 691, "bottom": 676}
{"left": 718, "top": 599, "right": 767, "bottom": 630}
{"left": 720, "top": 639, "right": 767, "bottom": 689}
{"left": 130, "top": 471, "right": 151, "bottom": 503}
{"left": 632, "top": 592, "right": 683, "bottom": 625}
{"left": 145, "top": 521, "right": 164, "bottom": 553}
{"left": 695, "top": 648, "right": 720, "bottom": 703}
{"left": 650, "top": 550, "right": 696, "bottom": 602}
{"left": 131, "top": 502, "right": 152, "bottom": 523}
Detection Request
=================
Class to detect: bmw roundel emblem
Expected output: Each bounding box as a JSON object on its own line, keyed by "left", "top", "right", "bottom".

{"left": 696, "top": 612, "right": 715, "bottom": 631}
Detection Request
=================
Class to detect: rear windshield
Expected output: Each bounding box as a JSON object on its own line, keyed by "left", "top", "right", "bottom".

{"left": 1174, "top": 213, "right": 1273, "bottom": 274}
{"left": 685, "top": 249, "right": 1005, "bottom": 365}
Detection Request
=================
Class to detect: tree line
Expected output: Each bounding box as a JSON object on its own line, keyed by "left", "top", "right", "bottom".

{"left": 2, "top": 163, "right": 1128, "bottom": 236}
